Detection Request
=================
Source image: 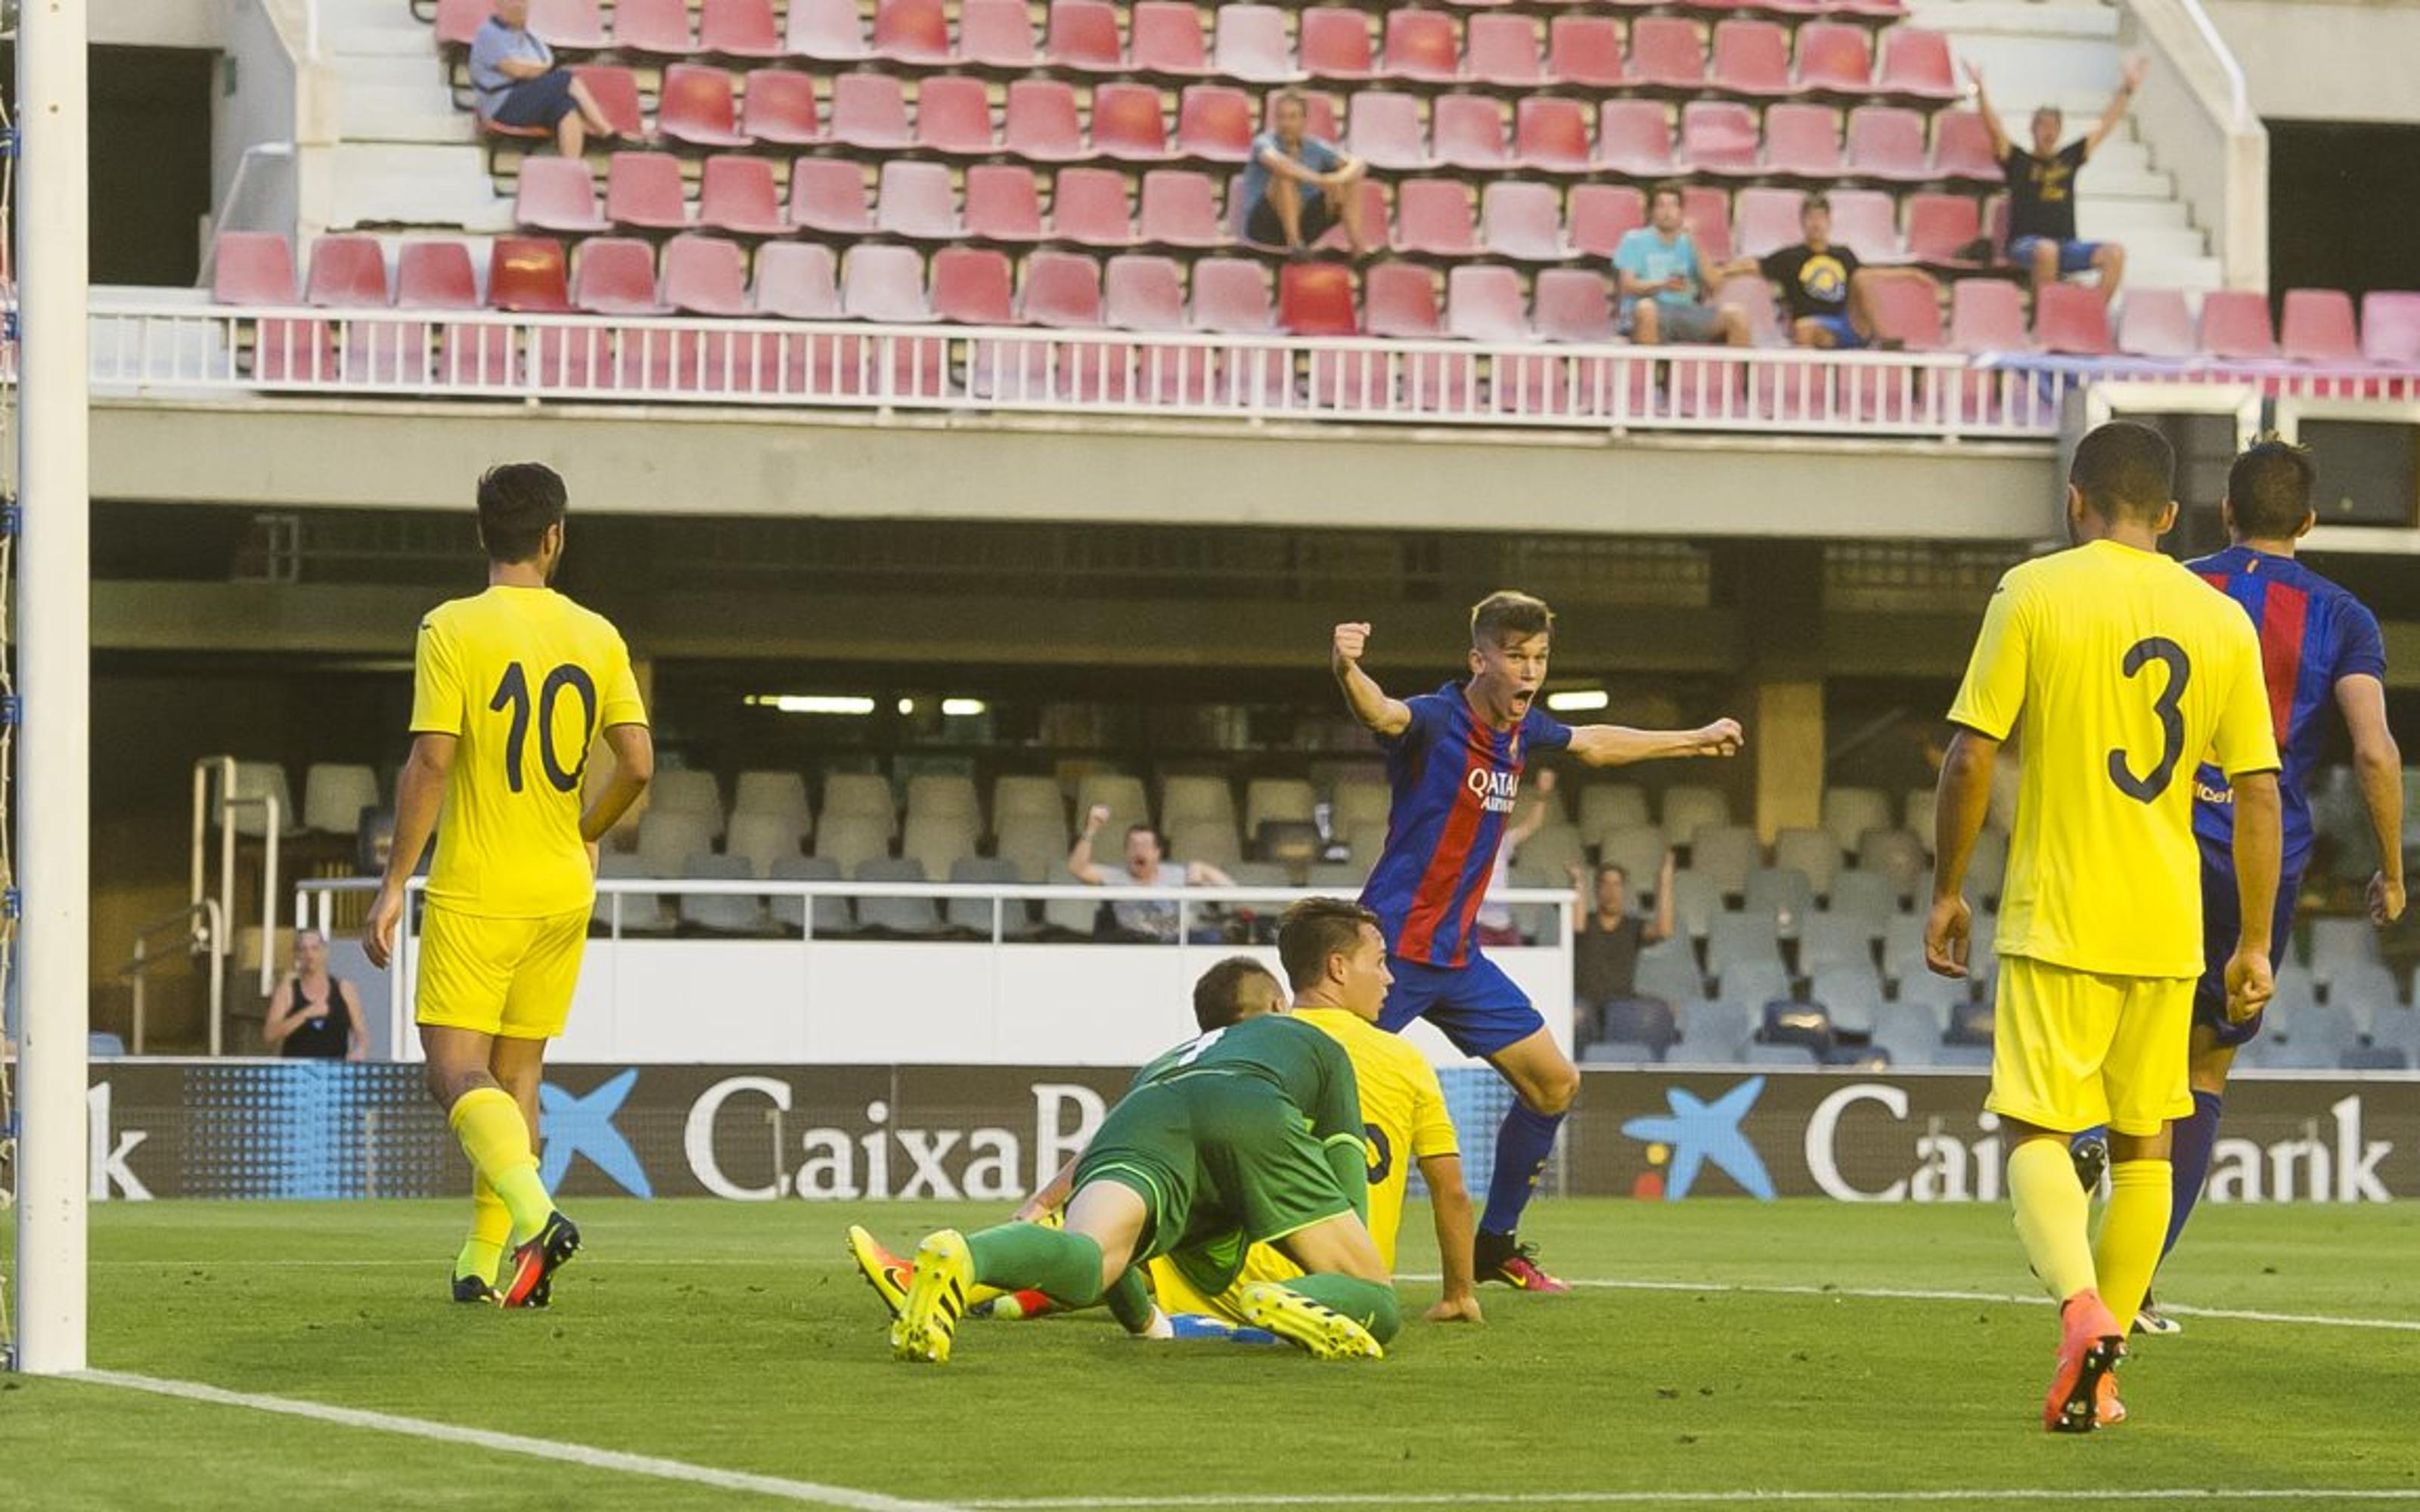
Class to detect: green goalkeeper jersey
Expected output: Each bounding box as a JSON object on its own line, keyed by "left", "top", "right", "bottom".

{"left": 1128, "top": 1013, "right": 1364, "bottom": 1148}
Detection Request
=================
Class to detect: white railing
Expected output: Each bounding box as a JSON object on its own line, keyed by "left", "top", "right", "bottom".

{"left": 86, "top": 296, "right": 2091, "bottom": 439}
{"left": 190, "top": 757, "right": 283, "bottom": 1056}
{"left": 2127, "top": 0, "right": 2267, "bottom": 290}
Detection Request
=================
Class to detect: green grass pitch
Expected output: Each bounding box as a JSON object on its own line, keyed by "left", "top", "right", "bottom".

{"left": 4, "top": 1198, "right": 2418, "bottom": 1510}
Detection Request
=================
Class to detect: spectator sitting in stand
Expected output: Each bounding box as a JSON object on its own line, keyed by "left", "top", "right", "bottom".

{"left": 470, "top": 0, "right": 619, "bottom": 157}
{"left": 1965, "top": 55, "right": 2145, "bottom": 303}
{"left": 1239, "top": 90, "right": 1372, "bottom": 259}
{"left": 262, "top": 928, "right": 368, "bottom": 1061}
{"left": 1615, "top": 184, "right": 1751, "bottom": 347}
{"left": 1568, "top": 848, "right": 1677, "bottom": 1021}
{"left": 1725, "top": 192, "right": 1941, "bottom": 350}
{"left": 1069, "top": 805, "right": 1237, "bottom": 942}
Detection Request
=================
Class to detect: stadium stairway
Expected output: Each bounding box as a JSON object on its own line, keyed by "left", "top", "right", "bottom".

{"left": 321, "top": 0, "right": 517, "bottom": 233}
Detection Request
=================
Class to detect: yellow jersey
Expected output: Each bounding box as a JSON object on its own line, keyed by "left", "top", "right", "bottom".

{"left": 409, "top": 585, "right": 647, "bottom": 919}
{"left": 1947, "top": 540, "right": 2279, "bottom": 978}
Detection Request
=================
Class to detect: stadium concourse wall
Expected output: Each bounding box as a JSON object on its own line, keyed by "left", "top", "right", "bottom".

{"left": 73, "top": 1058, "right": 2419, "bottom": 1207}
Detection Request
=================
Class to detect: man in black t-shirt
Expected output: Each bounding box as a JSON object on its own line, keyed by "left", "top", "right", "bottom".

{"left": 1727, "top": 194, "right": 1943, "bottom": 349}
{"left": 1568, "top": 850, "right": 1677, "bottom": 1017}
{"left": 1966, "top": 55, "right": 2145, "bottom": 302}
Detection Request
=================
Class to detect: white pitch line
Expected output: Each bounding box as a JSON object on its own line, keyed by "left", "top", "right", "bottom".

{"left": 73, "top": 1371, "right": 961, "bottom": 1512}
{"left": 964, "top": 1494, "right": 2420, "bottom": 1510}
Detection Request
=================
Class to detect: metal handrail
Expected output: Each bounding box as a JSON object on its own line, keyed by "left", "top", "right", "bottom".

{"left": 116, "top": 900, "right": 227, "bottom": 1057}
{"left": 191, "top": 756, "right": 285, "bottom": 1052}
{"left": 2174, "top": 0, "right": 2250, "bottom": 128}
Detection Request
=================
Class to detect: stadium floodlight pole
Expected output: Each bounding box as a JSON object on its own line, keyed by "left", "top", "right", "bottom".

{"left": 10, "top": 0, "right": 94, "bottom": 1375}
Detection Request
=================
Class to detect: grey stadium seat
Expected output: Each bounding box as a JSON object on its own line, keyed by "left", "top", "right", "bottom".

{"left": 1745, "top": 1042, "right": 1817, "bottom": 1069}
{"left": 901, "top": 810, "right": 980, "bottom": 881}
{"left": 1246, "top": 778, "right": 1319, "bottom": 835}
{"left": 2307, "top": 916, "right": 2386, "bottom": 982}
{"left": 814, "top": 813, "right": 892, "bottom": 874}
{"left": 1660, "top": 784, "right": 1732, "bottom": 847}
{"left": 1771, "top": 826, "right": 1838, "bottom": 897}
{"left": 1512, "top": 824, "right": 1587, "bottom": 884}
{"left": 1506, "top": 864, "right": 1558, "bottom": 943}
{"left": 771, "top": 855, "right": 852, "bottom": 937}
{"left": 947, "top": 856, "right": 1038, "bottom": 938}
{"left": 1634, "top": 940, "right": 1708, "bottom": 1006}
{"left": 636, "top": 810, "right": 717, "bottom": 875}
{"left": 1826, "top": 869, "right": 1900, "bottom": 931}
{"left": 733, "top": 770, "right": 810, "bottom": 824}
{"left": 594, "top": 852, "right": 673, "bottom": 935}
{"left": 1582, "top": 1039, "right": 1661, "bottom": 1065}
{"left": 853, "top": 857, "right": 942, "bottom": 937}
{"left": 1966, "top": 828, "right": 2009, "bottom": 905}
{"left": 993, "top": 775, "right": 1067, "bottom": 829}
{"left": 301, "top": 763, "right": 380, "bottom": 835}
{"left": 1810, "top": 963, "right": 1885, "bottom": 1034}
{"left": 822, "top": 772, "right": 898, "bottom": 836}
{"left": 1668, "top": 869, "right": 1723, "bottom": 941}
{"left": 1797, "top": 913, "right": 1876, "bottom": 977}
{"left": 994, "top": 816, "right": 1069, "bottom": 883}
{"left": 1578, "top": 782, "right": 1650, "bottom": 846}
{"left": 1331, "top": 779, "right": 1390, "bottom": 837}
{"left": 678, "top": 853, "right": 767, "bottom": 935}
{"left": 1599, "top": 825, "right": 1670, "bottom": 895}
{"left": 1160, "top": 775, "right": 1237, "bottom": 833}
{"left": 1744, "top": 868, "right": 1813, "bottom": 934}
{"left": 1706, "top": 910, "right": 1783, "bottom": 978}
{"left": 726, "top": 810, "right": 807, "bottom": 878}
{"left": 1857, "top": 828, "right": 1930, "bottom": 901}
{"left": 1715, "top": 959, "right": 1790, "bottom": 1012}
{"left": 1168, "top": 818, "right": 1243, "bottom": 869}
{"left": 1822, "top": 786, "right": 1894, "bottom": 857}
{"left": 1675, "top": 1000, "right": 1755, "bottom": 1062}
{"left": 650, "top": 769, "right": 726, "bottom": 838}
{"left": 1892, "top": 969, "right": 1969, "bottom": 1023}
{"left": 1688, "top": 824, "right": 1763, "bottom": 897}
{"left": 904, "top": 773, "right": 981, "bottom": 823}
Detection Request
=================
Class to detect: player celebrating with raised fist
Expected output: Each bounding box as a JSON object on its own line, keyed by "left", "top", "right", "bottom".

{"left": 1333, "top": 592, "right": 1744, "bottom": 1290}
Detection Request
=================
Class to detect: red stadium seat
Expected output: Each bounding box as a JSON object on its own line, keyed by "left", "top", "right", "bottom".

{"left": 790, "top": 159, "right": 875, "bottom": 233}
{"left": 932, "top": 246, "right": 1016, "bottom": 323}
{"left": 1299, "top": 8, "right": 1378, "bottom": 80}
{"left": 295, "top": 235, "right": 411, "bottom": 384}
{"left": 1866, "top": 274, "right": 1944, "bottom": 351}
{"left": 1354, "top": 262, "right": 1472, "bottom": 411}
{"left": 1380, "top": 10, "right": 1460, "bottom": 83}
{"left": 1711, "top": 20, "right": 1795, "bottom": 98}
{"left": 2362, "top": 292, "right": 2420, "bottom": 365}
{"left": 1022, "top": 249, "right": 1106, "bottom": 327}
{"left": 515, "top": 155, "right": 610, "bottom": 233}
{"left": 1395, "top": 178, "right": 1481, "bottom": 256}
{"left": 1215, "top": 6, "right": 1295, "bottom": 84}
{"left": 605, "top": 152, "right": 690, "bottom": 231}
{"left": 1432, "top": 95, "right": 1510, "bottom": 170}
{"left": 1534, "top": 267, "right": 1615, "bottom": 342}
{"left": 960, "top": 0, "right": 1039, "bottom": 67}
{"left": 1932, "top": 112, "right": 2003, "bottom": 182}
{"left": 872, "top": 0, "right": 952, "bottom": 62}
{"left": 1279, "top": 259, "right": 1358, "bottom": 335}
{"left": 1106, "top": 253, "right": 1187, "bottom": 329}
{"left": 303, "top": 235, "right": 389, "bottom": 306}
{"left": 1092, "top": 82, "right": 1174, "bottom": 161}
{"left": 1546, "top": 17, "right": 1624, "bottom": 88}
{"left": 830, "top": 72, "right": 914, "bottom": 149}
{"left": 915, "top": 75, "right": 997, "bottom": 154}
{"left": 1364, "top": 260, "right": 1442, "bottom": 338}
{"left": 1348, "top": 91, "right": 1433, "bottom": 171}
{"left": 1481, "top": 179, "right": 1567, "bottom": 260}
{"left": 569, "top": 67, "right": 645, "bottom": 138}
{"left": 1681, "top": 101, "right": 1760, "bottom": 176}
{"left": 1847, "top": 106, "right": 1928, "bottom": 182}
{"left": 1568, "top": 183, "right": 1644, "bottom": 258}
{"left": 661, "top": 233, "right": 752, "bottom": 315}
{"left": 1192, "top": 257, "right": 1278, "bottom": 332}
{"left": 1466, "top": 14, "right": 1546, "bottom": 85}
{"left": 1877, "top": 29, "right": 1958, "bottom": 102}
{"left": 529, "top": 0, "right": 609, "bottom": 50}
{"left": 1597, "top": 100, "right": 1675, "bottom": 175}
{"left": 786, "top": 0, "right": 870, "bottom": 60}
{"left": 741, "top": 68, "right": 824, "bottom": 144}
{"left": 1045, "top": 0, "right": 1125, "bottom": 72}
{"left": 965, "top": 164, "right": 1048, "bottom": 241}
{"left": 436, "top": 0, "right": 486, "bottom": 48}
{"left": 876, "top": 160, "right": 963, "bottom": 239}
{"left": 571, "top": 237, "right": 667, "bottom": 314}
{"left": 1053, "top": 166, "right": 1140, "bottom": 246}
{"left": 1447, "top": 264, "right": 1531, "bottom": 342}
{"left": 1828, "top": 188, "right": 1902, "bottom": 262}
{"left": 2117, "top": 287, "right": 2195, "bottom": 359}
{"left": 1734, "top": 187, "right": 1804, "bottom": 260}
{"left": 1905, "top": 192, "right": 1983, "bottom": 267}
{"left": 1319, "top": 178, "right": 1392, "bottom": 253}
{"left": 1177, "top": 85, "right": 1255, "bottom": 162}
{"left": 700, "top": 0, "right": 783, "bottom": 57}
{"left": 698, "top": 155, "right": 788, "bottom": 235}
{"left": 1132, "top": 2, "right": 1213, "bottom": 76}
{"left": 2201, "top": 290, "right": 2277, "bottom": 361}
{"left": 1139, "top": 169, "right": 1230, "bottom": 248}
{"left": 1006, "top": 79, "right": 1091, "bottom": 161}
{"left": 2034, "top": 283, "right": 2111, "bottom": 356}
{"left": 486, "top": 235, "right": 574, "bottom": 311}
{"left": 399, "top": 240, "right": 480, "bottom": 308}
{"left": 659, "top": 65, "right": 752, "bottom": 148}
{"left": 2281, "top": 288, "right": 2360, "bottom": 364}
{"left": 1516, "top": 97, "right": 1591, "bottom": 172}
{"left": 1950, "top": 277, "right": 2028, "bottom": 352}
{"left": 1795, "top": 23, "right": 1873, "bottom": 95}
{"left": 1628, "top": 17, "right": 1706, "bottom": 89}
{"left": 610, "top": 0, "right": 693, "bottom": 56}
{"left": 1683, "top": 184, "right": 1733, "bottom": 262}
{"left": 1765, "top": 103, "right": 1844, "bottom": 178}
{"left": 842, "top": 244, "right": 935, "bottom": 321}
{"left": 755, "top": 241, "right": 841, "bottom": 318}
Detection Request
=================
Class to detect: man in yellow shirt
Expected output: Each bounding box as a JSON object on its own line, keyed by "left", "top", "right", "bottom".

{"left": 365, "top": 463, "right": 653, "bottom": 1309}
{"left": 1926, "top": 421, "right": 2282, "bottom": 1433}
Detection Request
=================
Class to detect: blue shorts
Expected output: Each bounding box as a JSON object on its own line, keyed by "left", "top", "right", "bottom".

{"left": 1377, "top": 953, "right": 1544, "bottom": 1058}
{"left": 2007, "top": 236, "right": 2103, "bottom": 275}
{"left": 1801, "top": 312, "right": 1866, "bottom": 349}
{"left": 2192, "top": 835, "right": 2309, "bottom": 1048}
{"left": 489, "top": 70, "right": 579, "bottom": 129}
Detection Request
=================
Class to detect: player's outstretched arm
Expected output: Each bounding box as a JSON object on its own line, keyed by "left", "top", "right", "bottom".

{"left": 1923, "top": 727, "right": 1997, "bottom": 978}
{"left": 1419, "top": 1153, "right": 1482, "bottom": 1324}
{"left": 1566, "top": 718, "right": 1744, "bottom": 769}
{"left": 2337, "top": 673, "right": 2407, "bottom": 924}
{"left": 580, "top": 721, "right": 656, "bottom": 846}
{"left": 365, "top": 733, "right": 457, "bottom": 969}
{"left": 2225, "top": 770, "right": 2283, "bottom": 1021}
{"left": 1332, "top": 622, "right": 1413, "bottom": 738}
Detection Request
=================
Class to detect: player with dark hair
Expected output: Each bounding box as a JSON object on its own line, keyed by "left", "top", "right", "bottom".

{"left": 2133, "top": 438, "right": 2404, "bottom": 1333}
{"left": 1333, "top": 591, "right": 1743, "bottom": 1290}
{"left": 1928, "top": 420, "right": 2282, "bottom": 1431}
{"left": 365, "top": 462, "right": 653, "bottom": 1307}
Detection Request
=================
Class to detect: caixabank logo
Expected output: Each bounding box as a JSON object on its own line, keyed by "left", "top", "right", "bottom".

{"left": 1619, "top": 1077, "right": 1777, "bottom": 1201}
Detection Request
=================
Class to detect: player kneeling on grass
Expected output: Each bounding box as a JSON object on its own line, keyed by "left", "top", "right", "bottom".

{"left": 884, "top": 959, "right": 1401, "bottom": 1363}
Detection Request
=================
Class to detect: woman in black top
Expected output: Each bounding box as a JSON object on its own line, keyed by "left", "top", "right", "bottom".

{"left": 263, "top": 929, "right": 367, "bottom": 1060}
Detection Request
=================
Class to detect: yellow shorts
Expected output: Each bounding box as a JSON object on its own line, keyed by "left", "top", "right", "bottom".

{"left": 1987, "top": 955, "right": 2195, "bottom": 1138}
{"left": 415, "top": 903, "right": 591, "bottom": 1041}
{"left": 1146, "top": 1243, "right": 1301, "bottom": 1325}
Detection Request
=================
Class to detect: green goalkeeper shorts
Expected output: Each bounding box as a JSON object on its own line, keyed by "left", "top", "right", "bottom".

{"left": 1073, "top": 1070, "right": 1359, "bottom": 1299}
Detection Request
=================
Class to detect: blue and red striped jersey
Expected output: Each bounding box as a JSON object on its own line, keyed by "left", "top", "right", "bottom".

{"left": 1360, "top": 682, "right": 1573, "bottom": 968}
{"left": 2187, "top": 544, "right": 2386, "bottom": 858}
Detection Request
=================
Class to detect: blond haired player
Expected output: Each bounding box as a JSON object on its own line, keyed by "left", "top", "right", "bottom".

{"left": 1926, "top": 422, "right": 2281, "bottom": 1433}
{"left": 365, "top": 463, "right": 653, "bottom": 1309}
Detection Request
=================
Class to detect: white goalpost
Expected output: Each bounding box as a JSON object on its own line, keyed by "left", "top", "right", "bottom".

{"left": 8, "top": 0, "right": 93, "bottom": 1375}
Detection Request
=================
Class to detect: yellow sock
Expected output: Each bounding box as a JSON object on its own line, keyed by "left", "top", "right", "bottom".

{"left": 454, "top": 1172, "right": 512, "bottom": 1282}
{"left": 2093, "top": 1158, "right": 2173, "bottom": 1327}
{"left": 2009, "top": 1138, "right": 2097, "bottom": 1302}
{"left": 448, "top": 1086, "right": 554, "bottom": 1242}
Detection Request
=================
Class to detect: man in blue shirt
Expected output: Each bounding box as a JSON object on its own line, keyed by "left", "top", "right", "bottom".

{"left": 1612, "top": 184, "right": 1748, "bottom": 345}
{"left": 1240, "top": 91, "right": 1370, "bottom": 258}
{"left": 470, "top": 0, "right": 616, "bottom": 156}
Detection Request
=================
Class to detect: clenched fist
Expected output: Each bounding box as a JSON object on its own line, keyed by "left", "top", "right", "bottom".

{"left": 1692, "top": 718, "right": 1746, "bottom": 758}
{"left": 1333, "top": 621, "right": 1373, "bottom": 673}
